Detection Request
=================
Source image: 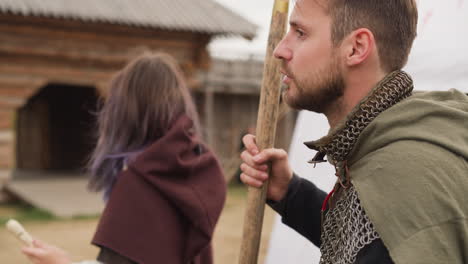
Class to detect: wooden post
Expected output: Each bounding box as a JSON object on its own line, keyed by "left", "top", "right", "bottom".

{"left": 204, "top": 86, "right": 215, "bottom": 146}
{"left": 238, "top": 0, "right": 289, "bottom": 263}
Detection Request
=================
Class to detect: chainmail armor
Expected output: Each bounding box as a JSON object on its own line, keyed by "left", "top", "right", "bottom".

{"left": 319, "top": 186, "right": 380, "bottom": 264}
{"left": 306, "top": 71, "right": 414, "bottom": 164}
{"left": 305, "top": 71, "right": 414, "bottom": 264}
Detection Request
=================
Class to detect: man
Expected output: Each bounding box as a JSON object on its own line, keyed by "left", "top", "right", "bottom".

{"left": 240, "top": 0, "right": 468, "bottom": 263}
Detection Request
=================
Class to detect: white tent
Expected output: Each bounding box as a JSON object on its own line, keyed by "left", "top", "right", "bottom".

{"left": 265, "top": 1, "right": 468, "bottom": 263}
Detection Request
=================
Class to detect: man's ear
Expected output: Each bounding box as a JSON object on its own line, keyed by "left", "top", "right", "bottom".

{"left": 342, "top": 28, "right": 375, "bottom": 66}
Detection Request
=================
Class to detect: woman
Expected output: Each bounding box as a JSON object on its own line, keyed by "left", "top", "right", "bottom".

{"left": 22, "top": 53, "right": 226, "bottom": 264}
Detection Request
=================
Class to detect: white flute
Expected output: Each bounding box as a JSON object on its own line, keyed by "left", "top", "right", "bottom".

{"left": 5, "top": 219, "right": 34, "bottom": 246}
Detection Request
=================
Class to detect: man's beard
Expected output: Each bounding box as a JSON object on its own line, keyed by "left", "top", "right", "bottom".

{"left": 283, "top": 59, "right": 345, "bottom": 113}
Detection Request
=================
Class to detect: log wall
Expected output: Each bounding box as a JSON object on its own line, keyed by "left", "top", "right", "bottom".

{"left": 0, "top": 14, "right": 212, "bottom": 194}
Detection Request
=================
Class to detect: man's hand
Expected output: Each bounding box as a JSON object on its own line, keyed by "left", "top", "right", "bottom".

{"left": 22, "top": 239, "right": 72, "bottom": 264}
{"left": 239, "top": 134, "right": 293, "bottom": 202}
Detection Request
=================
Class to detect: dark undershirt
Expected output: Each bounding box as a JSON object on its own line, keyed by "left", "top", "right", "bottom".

{"left": 267, "top": 174, "right": 394, "bottom": 264}
{"left": 97, "top": 246, "right": 137, "bottom": 264}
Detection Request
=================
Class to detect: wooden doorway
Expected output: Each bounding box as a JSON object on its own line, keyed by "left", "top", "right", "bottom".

{"left": 16, "top": 84, "right": 99, "bottom": 172}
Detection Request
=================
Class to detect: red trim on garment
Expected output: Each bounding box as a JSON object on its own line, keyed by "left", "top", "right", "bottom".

{"left": 321, "top": 188, "right": 335, "bottom": 211}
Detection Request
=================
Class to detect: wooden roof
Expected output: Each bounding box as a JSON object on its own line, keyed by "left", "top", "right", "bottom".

{"left": 0, "top": 0, "right": 257, "bottom": 39}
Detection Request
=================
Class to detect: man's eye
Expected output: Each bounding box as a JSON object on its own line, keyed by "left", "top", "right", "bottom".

{"left": 296, "top": 29, "right": 305, "bottom": 37}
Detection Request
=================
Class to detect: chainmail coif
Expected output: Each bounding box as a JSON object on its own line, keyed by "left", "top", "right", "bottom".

{"left": 306, "top": 70, "right": 413, "bottom": 164}
{"left": 305, "top": 71, "right": 414, "bottom": 264}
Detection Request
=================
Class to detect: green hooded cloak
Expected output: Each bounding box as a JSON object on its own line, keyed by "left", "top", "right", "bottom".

{"left": 347, "top": 89, "right": 468, "bottom": 263}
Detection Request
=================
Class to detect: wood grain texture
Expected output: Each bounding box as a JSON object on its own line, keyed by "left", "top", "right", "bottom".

{"left": 238, "top": 0, "right": 289, "bottom": 263}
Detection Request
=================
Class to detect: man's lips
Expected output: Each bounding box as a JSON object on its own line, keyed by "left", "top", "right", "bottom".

{"left": 281, "top": 70, "right": 293, "bottom": 84}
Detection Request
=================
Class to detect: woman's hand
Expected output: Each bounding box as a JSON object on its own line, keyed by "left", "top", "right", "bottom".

{"left": 22, "top": 239, "right": 72, "bottom": 264}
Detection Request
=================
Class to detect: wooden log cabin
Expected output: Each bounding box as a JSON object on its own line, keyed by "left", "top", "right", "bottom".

{"left": 0, "top": 0, "right": 261, "bottom": 201}
{"left": 200, "top": 58, "right": 297, "bottom": 181}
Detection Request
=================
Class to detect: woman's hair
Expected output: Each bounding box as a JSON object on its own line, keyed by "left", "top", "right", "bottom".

{"left": 88, "top": 52, "right": 201, "bottom": 194}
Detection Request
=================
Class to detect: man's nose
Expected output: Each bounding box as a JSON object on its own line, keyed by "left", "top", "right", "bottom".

{"left": 273, "top": 37, "right": 292, "bottom": 61}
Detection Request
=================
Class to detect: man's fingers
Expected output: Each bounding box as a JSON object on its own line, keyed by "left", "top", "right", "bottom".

{"left": 240, "top": 163, "right": 268, "bottom": 181}
{"left": 242, "top": 134, "right": 259, "bottom": 155}
{"left": 240, "top": 173, "right": 264, "bottom": 188}
{"left": 240, "top": 151, "right": 268, "bottom": 171}
{"left": 253, "top": 148, "right": 288, "bottom": 163}
{"left": 241, "top": 146, "right": 288, "bottom": 167}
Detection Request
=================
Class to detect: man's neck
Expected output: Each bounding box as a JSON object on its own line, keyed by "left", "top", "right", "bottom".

{"left": 325, "top": 70, "right": 387, "bottom": 128}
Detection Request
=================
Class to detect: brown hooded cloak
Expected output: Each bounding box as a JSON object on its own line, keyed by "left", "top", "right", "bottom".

{"left": 92, "top": 115, "right": 226, "bottom": 264}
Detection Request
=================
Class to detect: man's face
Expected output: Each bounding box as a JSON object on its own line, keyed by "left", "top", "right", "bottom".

{"left": 274, "top": 0, "right": 344, "bottom": 113}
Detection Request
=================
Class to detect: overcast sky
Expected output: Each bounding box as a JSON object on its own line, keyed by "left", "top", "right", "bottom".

{"left": 209, "top": 0, "right": 468, "bottom": 92}
{"left": 210, "top": 0, "right": 272, "bottom": 58}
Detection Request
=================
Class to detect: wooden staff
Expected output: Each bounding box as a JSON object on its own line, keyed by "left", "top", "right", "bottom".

{"left": 238, "top": 0, "right": 289, "bottom": 263}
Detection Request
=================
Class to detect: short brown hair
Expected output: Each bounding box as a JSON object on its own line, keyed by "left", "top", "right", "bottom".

{"left": 326, "top": 0, "right": 418, "bottom": 72}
